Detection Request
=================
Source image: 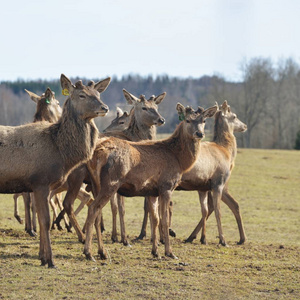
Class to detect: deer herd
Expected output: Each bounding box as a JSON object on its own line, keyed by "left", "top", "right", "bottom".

{"left": 0, "top": 74, "right": 247, "bottom": 268}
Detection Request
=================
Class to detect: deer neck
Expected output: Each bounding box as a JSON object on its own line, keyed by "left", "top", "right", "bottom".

{"left": 213, "top": 118, "right": 237, "bottom": 163}
{"left": 123, "top": 115, "right": 157, "bottom": 141}
{"left": 167, "top": 123, "right": 201, "bottom": 172}
{"left": 54, "top": 99, "right": 98, "bottom": 171}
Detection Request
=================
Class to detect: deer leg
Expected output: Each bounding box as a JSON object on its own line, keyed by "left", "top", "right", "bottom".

{"left": 118, "top": 194, "right": 129, "bottom": 246}
{"left": 56, "top": 193, "right": 70, "bottom": 231}
{"left": 136, "top": 197, "right": 149, "bottom": 240}
{"left": 199, "top": 192, "right": 209, "bottom": 244}
{"left": 221, "top": 190, "right": 246, "bottom": 244}
{"left": 33, "top": 187, "right": 55, "bottom": 268}
{"left": 13, "top": 193, "right": 23, "bottom": 224}
{"left": 148, "top": 196, "right": 159, "bottom": 257}
{"left": 185, "top": 191, "right": 214, "bottom": 243}
{"left": 110, "top": 193, "right": 118, "bottom": 243}
{"left": 168, "top": 200, "right": 176, "bottom": 237}
{"left": 84, "top": 188, "right": 116, "bottom": 261}
{"left": 49, "top": 197, "right": 58, "bottom": 230}
{"left": 160, "top": 191, "right": 177, "bottom": 259}
{"left": 23, "top": 193, "right": 36, "bottom": 237}
{"left": 74, "top": 188, "right": 92, "bottom": 216}
{"left": 212, "top": 187, "right": 226, "bottom": 246}
{"left": 30, "top": 193, "right": 37, "bottom": 233}
{"left": 94, "top": 212, "right": 108, "bottom": 260}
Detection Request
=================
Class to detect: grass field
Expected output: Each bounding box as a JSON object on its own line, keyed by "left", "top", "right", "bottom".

{"left": 0, "top": 148, "right": 299, "bottom": 299}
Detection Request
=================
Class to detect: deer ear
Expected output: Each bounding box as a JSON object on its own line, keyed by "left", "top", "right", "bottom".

{"left": 60, "top": 74, "right": 74, "bottom": 95}
{"left": 95, "top": 77, "right": 111, "bottom": 93}
{"left": 221, "top": 100, "right": 229, "bottom": 115}
{"left": 44, "top": 88, "right": 53, "bottom": 99}
{"left": 116, "top": 107, "right": 124, "bottom": 118}
{"left": 203, "top": 105, "right": 218, "bottom": 119}
{"left": 176, "top": 103, "right": 185, "bottom": 114}
{"left": 25, "top": 89, "right": 41, "bottom": 103}
{"left": 154, "top": 92, "right": 166, "bottom": 105}
{"left": 123, "top": 89, "right": 139, "bottom": 105}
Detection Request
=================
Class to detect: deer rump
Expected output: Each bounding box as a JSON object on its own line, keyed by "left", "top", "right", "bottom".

{"left": 0, "top": 123, "right": 63, "bottom": 194}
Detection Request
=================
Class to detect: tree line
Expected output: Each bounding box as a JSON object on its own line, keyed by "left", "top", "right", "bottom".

{"left": 1, "top": 57, "right": 300, "bottom": 149}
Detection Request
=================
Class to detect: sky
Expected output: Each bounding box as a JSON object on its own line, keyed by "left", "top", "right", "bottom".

{"left": 0, "top": 0, "right": 299, "bottom": 82}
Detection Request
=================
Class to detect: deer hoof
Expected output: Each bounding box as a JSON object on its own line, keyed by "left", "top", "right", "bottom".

{"left": 237, "top": 239, "right": 246, "bottom": 245}
{"left": 135, "top": 232, "right": 146, "bottom": 240}
{"left": 85, "top": 253, "right": 96, "bottom": 262}
{"left": 151, "top": 250, "right": 160, "bottom": 259}
{"left": 122, "top": 241, "right": 132, "bottom": 247}
{"left": 184, "top": 236, "right": 196, "bottom": 243}
{"left": 166, "top": 253, "right": 178, "bottom": 260}
{"left": 98, "top": 251, "right": 108, "bottom": 260}
{"left": 169, "top": 228, "right": 176, "bottom": 237}
{"left": 27, "top": 230, "right": 37, "bottom": 237}
{"left": 15, "top": 216, "right": 23, "bottom": 224}
{"left": 219, "top": 241, "right": 228, "bottom": 247}
{"left": 48, "top": 261, "right": 57, "bottom": 269}
{"left": 78, "top": 237, "right": 86, "bottom": 244}
{"left": 200, "top": 237, "right": 207, "bottom": 245}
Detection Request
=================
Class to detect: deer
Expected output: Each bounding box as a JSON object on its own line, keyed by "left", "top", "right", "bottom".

{"left": 103, "top": 107, "right": 132, "bottom": 134}
{"left": 13, "top": 88, "right": 62, "bottom": 236}
{"left": 0, "top": 74, "right": 110, "bottom": 267}
{"left": 83, "top": 103, "right": 218, "bottom": 261}
{"left": 54, "top": 89, "right": 166, "bottom": 246}
{"left": 177, "top": 100, "right": 247, "bottom": 246}
{"left": 138, "top": 101, "right": 248, "bottom": 246}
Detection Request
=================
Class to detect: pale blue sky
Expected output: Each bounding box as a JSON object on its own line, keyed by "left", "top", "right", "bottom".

{"left": 0, "top": 0, "right": 299, "bottom": 81}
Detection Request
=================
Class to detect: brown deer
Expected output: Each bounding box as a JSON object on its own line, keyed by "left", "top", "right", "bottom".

{"left": 13, "top": 88, "right": 62, "bottom": 236}
{"left": 103, "top": 107, "right": 132, "bottom": 134}
{"left": 54, "top": 89, "right": 166, "bottom": 245}
{"left": 104, "top": 90, "right": 166, "bottom": 246}
{"left": 178, "top": 100, "right": 247, "bottom": 245}
{"left": 83, "top": 103, "right": 217, "bottom": 261}
{"left": 0, "top": 74, "right": 110, "bottom": 267}
{"left": 139, "top": 101, "right": 248, "bottom": 245}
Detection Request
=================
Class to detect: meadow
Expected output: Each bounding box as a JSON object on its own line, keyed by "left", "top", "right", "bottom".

{"left": 0, "top": 148, "right": 299, "bottom": 299}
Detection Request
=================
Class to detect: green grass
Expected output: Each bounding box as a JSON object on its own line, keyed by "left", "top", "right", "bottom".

{"left": 0, "top": 149, "right": 299, "bottom": 299}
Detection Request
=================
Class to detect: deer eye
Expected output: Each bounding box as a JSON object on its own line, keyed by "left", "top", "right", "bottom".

{"left": 142, "top": 107, "right": 147, "bottom": 111}
{"left": 119, "top": 121, "right": 125, "bottom": 124}
{"left": 186, "top": 120, "right": 190, "bottom": 123}
{"left": 79, "top": 94, "right": 86, "bottom": 99}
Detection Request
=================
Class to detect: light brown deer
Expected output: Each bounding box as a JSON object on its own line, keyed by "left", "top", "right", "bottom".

{"left": 139, "top": 101, "right": 248, "bottom": 245}
{"left": 13, "top": 88, "right": 62, "bottom": 236}
{"left": 54, "top": 89, "right": 166, "bottom": 245}
{"left": 0, "top": 74, "right": 110, "bottom": 267}
{"left": 178, "top": 100, "right": 247, "bottom": 245}
{"left": 104, "top": 90, "right": 166, "bottom": 246}
{"left": 83, "top": 103, "right": 217, "bottom": 261}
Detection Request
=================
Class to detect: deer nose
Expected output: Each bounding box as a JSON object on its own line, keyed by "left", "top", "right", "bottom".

{"left": 195, "top": 131, "right": 204, "bottom": 139}
{"left": 158, "top": 118, "right": 165, "bottom": 125}
{"left": 101, "top": 105, "right": 109, "bottom": 112}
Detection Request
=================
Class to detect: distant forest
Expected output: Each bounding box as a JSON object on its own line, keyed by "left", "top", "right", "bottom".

{"left": 1, "top": 57, "right": 300, "bottom": 149}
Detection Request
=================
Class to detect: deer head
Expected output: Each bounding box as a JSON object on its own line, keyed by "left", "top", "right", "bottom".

{"left": 216, "top": 100, "right": 247, "bottom": 133}
{"left": 60, "top": 74, "right": 110, "bottom": 120}
{"left": 176, "top": 103, "right": 218, "bottom": 139}
{"left": 25, "top": 87, "right": 62, "bottom": 122}
{"left": 122, "top": 89, "right": 166, "bottom": 127}
{"left": 103, "top": 107, "right": 133, "bottom": 133}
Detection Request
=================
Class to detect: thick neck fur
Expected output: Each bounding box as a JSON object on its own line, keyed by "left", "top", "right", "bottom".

{"left": 163, "top": 122, "right": 201, "bottom": 172}
{"left": 213, "top": 112, "right": 237, "bottom": 162}
{"left": 50, "top": 98, "right": 98, "bottom": 172}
